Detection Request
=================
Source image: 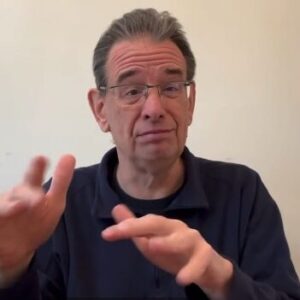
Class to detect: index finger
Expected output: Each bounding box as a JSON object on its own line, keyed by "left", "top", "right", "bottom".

{"left": 103, "top": 207, "right": 184, "bottom": 241}
{"left": 22, "top": 155, "right": 48, "bottom": 187}
{"left": 47, "top": 154, "right": 76, "bottom": 200}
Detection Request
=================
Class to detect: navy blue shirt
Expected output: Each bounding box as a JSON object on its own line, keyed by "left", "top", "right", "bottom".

{"left": 1, "top": 147, "right": 300, "bottom": 299}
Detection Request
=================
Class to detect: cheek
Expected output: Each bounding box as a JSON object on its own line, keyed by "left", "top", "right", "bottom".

{"left": 173, "top": 110, "right": 191, "bottom": 141}
{"left": 107, "top": 106, "right": 140, "bottom": 138}
{"left": 171, "top": 104, "right": 191, "bottom": 128}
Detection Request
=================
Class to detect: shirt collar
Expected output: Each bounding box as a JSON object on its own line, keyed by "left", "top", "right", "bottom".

{"left": 92, "top": 147, "right": 209, "bottom": 219}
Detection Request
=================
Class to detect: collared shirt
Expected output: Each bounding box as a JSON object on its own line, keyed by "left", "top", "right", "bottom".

{"left": 1, "top": 147, "right": 300, "bottom": 299}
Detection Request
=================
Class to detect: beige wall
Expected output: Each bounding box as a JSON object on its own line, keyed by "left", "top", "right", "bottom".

{"left": 0, "top": 0, "right": 299, "bottom": 273}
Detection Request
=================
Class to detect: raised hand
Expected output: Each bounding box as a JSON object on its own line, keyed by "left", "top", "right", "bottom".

{"left": 0, "top": 155, "right": 75, "bottom": 284}
{"left": 102, "top": 204, "right": 233, "bottom": 299}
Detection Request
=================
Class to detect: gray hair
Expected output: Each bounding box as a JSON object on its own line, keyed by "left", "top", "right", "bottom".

{"left": 93, "top": 8, "right": 196, "bottom": 88}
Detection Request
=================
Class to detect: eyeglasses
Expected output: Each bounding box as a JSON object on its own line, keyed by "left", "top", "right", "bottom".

{"left": 98, "top": 81, "right": 192, "bottom": 105}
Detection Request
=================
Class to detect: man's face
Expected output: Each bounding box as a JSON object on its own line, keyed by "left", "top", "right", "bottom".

{"left": 89, "top": 36, "right": 195, "bottom": 167}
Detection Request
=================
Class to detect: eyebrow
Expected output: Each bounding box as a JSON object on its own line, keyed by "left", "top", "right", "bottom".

{"left": 164, "top": 68, "right": 184, "bottom": 77}
{"left": 116, "top": 70, "right": 139, "bottom": 85}
{"left": 115, "top": 67, "right": 185, "bottom": 85}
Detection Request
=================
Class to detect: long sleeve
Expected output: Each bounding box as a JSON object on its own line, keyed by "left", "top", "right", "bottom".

{"left": 184, "top": 166, "right": 300, "bottom": 300}
{"left": 0, "top": 265, "right": 40, "bottom": 300}
{"left": 0, "top": 215, "right": 68, "bottom": 300}
{"left": 226, "top": 173, "right": 300, "bottom": 299}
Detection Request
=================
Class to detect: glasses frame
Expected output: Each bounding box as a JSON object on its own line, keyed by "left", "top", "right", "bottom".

{"left": 98, "top": 81, "right": 193, "bottom": 105}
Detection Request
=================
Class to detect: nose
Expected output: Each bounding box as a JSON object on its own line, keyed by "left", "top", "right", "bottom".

{"left": 144, "top": 85, "right": 161, "bottom": 98}
{"left": 141, "top": 86, "right": 165, "bottom": 121}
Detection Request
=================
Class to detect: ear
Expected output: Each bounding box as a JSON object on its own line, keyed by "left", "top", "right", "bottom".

{"left": 87, "top": 88, "right": 111, "bottom": 132}
{"left": 187, "top": 81, "right": 196, "bottom": 126}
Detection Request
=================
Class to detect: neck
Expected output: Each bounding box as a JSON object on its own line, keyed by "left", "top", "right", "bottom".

{"left": 116, "top": 157, "right": 185, "bottom": 200}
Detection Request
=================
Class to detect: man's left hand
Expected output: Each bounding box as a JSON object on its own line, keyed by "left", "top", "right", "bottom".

{"left": 101, "top": 204, "right": 233, "bottom": 299}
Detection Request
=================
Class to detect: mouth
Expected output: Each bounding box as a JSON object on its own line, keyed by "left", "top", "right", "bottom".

{"left": 136, "top": 129, "right": 174, "bottom": 143}
{"left": 137, "top": 129, "right": 173, "bottom": 137}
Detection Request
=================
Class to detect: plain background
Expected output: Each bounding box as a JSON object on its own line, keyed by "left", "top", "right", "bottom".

{"left": 0, "top": 0, "right": 299, "bottom": 274}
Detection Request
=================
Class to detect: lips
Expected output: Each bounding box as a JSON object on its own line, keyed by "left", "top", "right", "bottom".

{"left": 137, "top": 129, "right": 173, "bottom": 136}
{"left": 136, "top": 129, "right": 174, "bottom": 143}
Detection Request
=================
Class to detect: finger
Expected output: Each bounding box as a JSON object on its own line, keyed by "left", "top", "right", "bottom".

{"left": 102, "top": 213, "right": 184, "bottom": 241}
{"left": 148, "top": 228, "right": 201, "bottom": 255}
{"left": 112, "top": 204, "right": 135, "bottom": 223}
{"left": 0, "top": 187, "right": 44, "bottom": 217}
{"left": 102, "top": 205, "right": 150, "bottom": 253}
{"left": 101, "top": 204, "right": 134, "bottom": 240}
{"left": 176, "top": 243, "right": 211, "bottom": 286}
{"left": 176, "top": 258, "right": 202, "bottom": 286}
{"left": 23, "top": 156, "right": 48, "bottom": 187}
{"left": 148, "top": 235, "right": 186, "bottom": 254}
{"left": 47, "top": 154, "right": 75, "bottom": 201}
{"left": 0, "top": 199, "right": 28, "bottom": 217}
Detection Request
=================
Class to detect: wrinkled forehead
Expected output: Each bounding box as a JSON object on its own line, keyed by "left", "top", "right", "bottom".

{"left": 105, "top": 36, "right": 187, "bottom": 84}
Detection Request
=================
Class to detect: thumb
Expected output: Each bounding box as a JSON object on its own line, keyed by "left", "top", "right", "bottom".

{"left": 111, "top": 204, "right": 135, "bottom": 223}
{"left": 47, "top": 155, "right": 76, "bottom": 201}
{"left": 101, "top": 204, "right": 135, "bottom": 241}
{"left": 110, "top": 204, "right": 149, "bottom": 253}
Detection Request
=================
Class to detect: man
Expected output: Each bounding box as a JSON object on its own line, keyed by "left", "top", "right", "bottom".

{"left": 0, "top": 8, "right": 299, "bottom": 300}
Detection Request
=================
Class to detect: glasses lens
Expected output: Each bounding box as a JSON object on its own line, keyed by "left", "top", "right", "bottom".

{"left": 108, "top": 82, "right": 191, "bottom": 104}
{"left": 161, "top": 82, "right": 189, "bottom": 98}
{"left": 114, "top": 85, "right": 145, "bottom": 103}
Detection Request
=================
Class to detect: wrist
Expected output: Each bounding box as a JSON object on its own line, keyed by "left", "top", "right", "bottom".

{"left": 0, "top": 253, "right": 33, "bottom": 288}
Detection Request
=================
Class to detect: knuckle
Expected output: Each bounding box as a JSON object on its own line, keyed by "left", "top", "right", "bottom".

{"left": 172, "top": 219, "right": 186, "bottom": 228}
{"left": 144, "top": 213, "right": 161, "bottom": 220}
{"left": 8, "top": 185, "right": 22, "bottom": 197}
{"left": 143, "top": 213, "right": 165, "bottom": 225}
{"left": 204, "top": 242, "right": 214, "bottom": 258}
{"left": 188, "top": 228, "right": 201, "bottom": 240}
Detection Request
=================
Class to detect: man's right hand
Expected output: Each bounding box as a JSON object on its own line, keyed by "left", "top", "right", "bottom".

{"left": 0, "top": 155, "right": 75, "bottom": 287}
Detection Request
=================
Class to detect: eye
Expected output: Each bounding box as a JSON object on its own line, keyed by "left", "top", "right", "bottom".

{"left": 126, "top": 89, "right": 140, "bottom": 96}
{"left": 122, "top": 85, "right": 144, "bottom": 97}
{"left": 161, "top": 83, "right": 182, "bottom": 98}
{"left": 163, "top": 83, "right": 180, "bottom": 92}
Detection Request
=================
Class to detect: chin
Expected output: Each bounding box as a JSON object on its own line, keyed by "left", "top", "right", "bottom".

{"left": 139, "top": 144, "right": 180, "bottom": 162}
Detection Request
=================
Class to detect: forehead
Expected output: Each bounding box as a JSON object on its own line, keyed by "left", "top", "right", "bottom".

{"left": 105, "top": 37, "right": 187, "bottom": 84}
